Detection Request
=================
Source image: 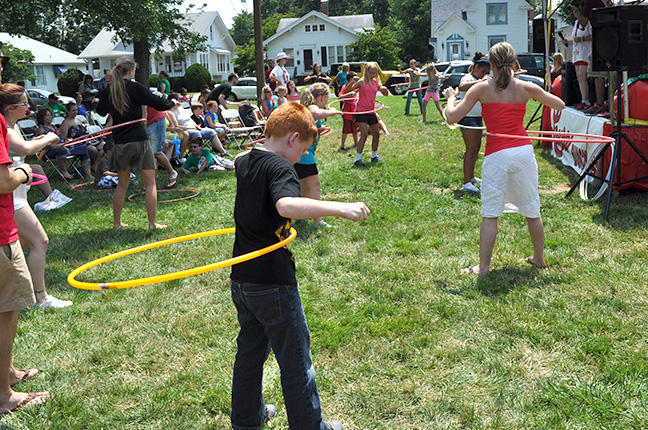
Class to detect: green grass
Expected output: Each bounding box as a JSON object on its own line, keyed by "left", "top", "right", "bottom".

{"left": 6, "top": 96, "right": 648, "bottom": 429}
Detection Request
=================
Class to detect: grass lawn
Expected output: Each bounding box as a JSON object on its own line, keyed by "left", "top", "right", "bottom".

{"left": 7, "top": 95, "right": 648, "bottom": 429}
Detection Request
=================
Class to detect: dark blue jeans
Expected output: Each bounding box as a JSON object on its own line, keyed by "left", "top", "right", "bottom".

{"left": 405, "top": 89, "right": 423, "bottom": 115}
{"left": 230, "top": 280, "right": 327, "bottom": 430}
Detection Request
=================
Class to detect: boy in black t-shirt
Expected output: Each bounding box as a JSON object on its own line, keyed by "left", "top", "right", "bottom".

{"left": 230, "top": 103, "right": 369, "bottom": 430}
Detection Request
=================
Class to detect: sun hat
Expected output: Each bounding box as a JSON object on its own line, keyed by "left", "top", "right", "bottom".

{"left": 276, "top": 52, "right": 290, "bottom": 61}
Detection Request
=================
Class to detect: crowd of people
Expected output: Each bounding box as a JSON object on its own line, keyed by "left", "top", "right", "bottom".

{"left": 0, "top": 27, "right": 584, "bottom": 426}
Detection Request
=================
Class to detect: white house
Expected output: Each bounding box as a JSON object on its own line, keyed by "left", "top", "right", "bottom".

{"left": 264, "top": 9, "right": 374, "bottom": 77}
{"left": 430, "top": 0, "right": 533, "bottom": 62}
{"left": 0, "top": 33, "right": 88, "bottom": 92}
{"left": 78, "top": 11, "right": 236, "bottom": 81}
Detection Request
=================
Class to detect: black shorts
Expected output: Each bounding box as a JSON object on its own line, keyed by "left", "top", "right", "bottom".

{"left": 355, "top": 113, "right": 378, "bottom": 125}
{"left": 293, "top": 163, "right": 318, "bottom": 179}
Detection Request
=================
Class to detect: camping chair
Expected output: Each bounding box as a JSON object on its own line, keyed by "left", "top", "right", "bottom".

{"left": 90, "top": 112, "right": 108, "bottom": 127}
{"left": 18, "top": 119, "right": 83, "bottom": 182}
{"left": 220, "top": 108, "right": 258, "bottom": 149}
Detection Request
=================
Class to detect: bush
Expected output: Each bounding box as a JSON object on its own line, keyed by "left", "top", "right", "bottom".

{"left": 149, "top": 74, "right": 160, "bottom": 89}
{"left": 170, "top": 76, "right": 185, "bottom": 92}
{"left": 57, "top": 68, "right": 84, "bottom": 97}
{"left": 184, "top": 63, "right": 211, "bottom": 92}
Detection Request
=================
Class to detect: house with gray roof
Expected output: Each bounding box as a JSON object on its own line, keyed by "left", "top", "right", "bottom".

{"left": 430, "top": 0, "right": 533, "bottom": 61}
{"left": 0, "top": 32, "right": 87, "bottom": 92}
{"left": 264, "top": 9, "right": 374, "bottom": 77}
{"left": 79, "top": 11, "right": 236, "bottom": 82}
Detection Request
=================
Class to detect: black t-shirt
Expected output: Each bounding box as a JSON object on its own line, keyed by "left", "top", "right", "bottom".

{"left": 97, "top": 79, "right": 174, "bottom": 144}
{"left": 231, "top": 149, "right": 301, "bottom": 284}
{"left": 207, "top": 83, "right": 232, "bottom": 105}
{"left": 191, "top": 114, "right": 206, "bottom": 128}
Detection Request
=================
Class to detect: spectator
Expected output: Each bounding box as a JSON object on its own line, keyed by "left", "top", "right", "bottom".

{"left": 261, "top": 85, "right": 278, "bottom": 118}
{"left": 304, "top": 63, "right": 331, "bottom": 85}
{"left": 168, "top": 100, "right": 232, "bottom": 158}
{"left": 265, "top": 58, "right": 277, "bottom": 92}
{"left": 146, "top": 103, "right": 178, "bottom": 189}
{"left": 74, "top": 92, "right": 87, "bottom": 117}
{"left": 269, "top": 52, "right": 290, "bottom": 89}
{"left": 42, "top": 94, "right": 66, "bottom": 117}
{"left": 59, "top": 102, "right": 96, "bottom": 181}
{"left": 158, "top": 70, "right": 171, "bottom": 96}
{"left": 207, "top": 73, "right": 246, "bottom": 121}
{"left": 78, "top": 74, "right": 95, "bottom": 111}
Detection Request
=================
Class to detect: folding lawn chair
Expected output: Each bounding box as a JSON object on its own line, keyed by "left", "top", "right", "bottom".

{"left": 221, "top": 108, "right": 258, "bottom": 149}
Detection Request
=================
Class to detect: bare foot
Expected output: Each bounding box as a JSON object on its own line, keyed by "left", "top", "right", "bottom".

{"left": 524, "top": 256, "right": 546, "bottom": 269}
{"left": 9, "top": 368, "right": 39, "bottom": 387}
{"left": 0, "top": 391, "right": 50, "bottom": 416}
{"left": 149, "top": 222, "right": 167, "bottom": 229}
{"left": 461, "top": 265, "right": 488, "bottom": 275}
{"left": 113, "top": 222, "right": 128, "bottom": 230}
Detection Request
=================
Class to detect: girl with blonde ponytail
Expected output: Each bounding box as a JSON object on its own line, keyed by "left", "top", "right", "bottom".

{"left": 443, "top": 42, "right": 565, "bottom": 276}
{"left": 294, "top": 83, "right": 342, "bottom": 228}
{"left": 97, "top": 56, "right": 175, "bottom": 230}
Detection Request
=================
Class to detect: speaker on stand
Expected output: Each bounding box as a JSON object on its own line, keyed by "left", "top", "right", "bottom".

{"left": 568, "top": 5, "right": 648, "bottom": 221}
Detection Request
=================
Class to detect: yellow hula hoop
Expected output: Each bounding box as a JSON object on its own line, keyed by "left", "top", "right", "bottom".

{"left": 67, "top": 227, "right": 297, "bottom": 290}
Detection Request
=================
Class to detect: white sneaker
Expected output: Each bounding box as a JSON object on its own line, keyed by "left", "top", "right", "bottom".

{"left": 33, "top": 199, "right": 53, "bottom": 212}
{"left": 52, "top": 189, "right": 72, "bottom": 204}
{"left": 470, "top": 177, "right": 481, "bottom": 185}
{"left": 34, "top": 294, "right": 73, "bottom": 309}
{"left": 462, "top": 182, "right": 480, "bottom": 193}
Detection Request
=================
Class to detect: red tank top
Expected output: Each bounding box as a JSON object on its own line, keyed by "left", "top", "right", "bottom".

{"left": 482, "top": 103, "right": 531, "bottom": 156}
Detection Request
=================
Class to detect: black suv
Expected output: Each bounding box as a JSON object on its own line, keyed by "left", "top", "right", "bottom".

{"left": 516, "top": 53, "right": 546, "bottom": 78}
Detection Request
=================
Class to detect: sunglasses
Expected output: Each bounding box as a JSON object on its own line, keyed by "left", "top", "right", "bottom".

{"left": 11, "top": 102, "right": 28, "bottom": 108}
{"left": 0, "top": 56, "right": 9, "bottom": 68}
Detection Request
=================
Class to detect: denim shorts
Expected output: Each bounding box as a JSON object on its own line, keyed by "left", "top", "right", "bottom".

{"left": 146, "top": 117, "right": 167, "bottom": 154}
{"left": 458, "top": 116, "right": 483, "bottom": 128}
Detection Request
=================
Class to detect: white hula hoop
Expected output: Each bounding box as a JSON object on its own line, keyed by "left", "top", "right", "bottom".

{"left": 579, "top": 141, "right": 616, "bottom": 201}
{"left": 441, "top": 107, "right": 486, "bottom": 130}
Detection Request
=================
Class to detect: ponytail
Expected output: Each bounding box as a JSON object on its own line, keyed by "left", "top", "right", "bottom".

{"left": 487, "top": 42, "right": 517, "bottom": 91}
{"left": 109, "top": 56, "right": 137, "bottom": 114}
{"left": 300, "top": 82, "right": 329, "bottom": 107}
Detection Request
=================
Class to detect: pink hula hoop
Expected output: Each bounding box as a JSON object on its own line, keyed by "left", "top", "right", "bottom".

{"left": 406, "top": 86, "right": 429, "bottom": 93}
{"left": 31, "top": 173, "right": 48, "bottom": 186}
{"left": 486, "top": 130, "right": 615, "bottom": 145}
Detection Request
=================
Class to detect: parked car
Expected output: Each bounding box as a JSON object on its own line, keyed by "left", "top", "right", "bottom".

{"left": 516, "top": 53, "right": 546, "bottom": 78}
{"left": 27, "top": 89, "right": 75, "bottom": 108}
{"left": 329, "top": 62, "right": 405, "bottom": 95}
{"left": 228, "top": 77, "right": 258, "bottom": 101}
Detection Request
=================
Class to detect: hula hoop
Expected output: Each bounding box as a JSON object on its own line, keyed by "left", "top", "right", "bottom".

{"left": 442, "top": 107, "right": 486, "bottom": 130}
{"left": 326, "top": 99, "right": 386, "bottom": 115}
{"left": 67, "top": 227, "right": 297, "bottom": 290}
{"left": 245, "top": 138, "right": 265, "bottom": 150}
{"left": 579, "top": 142, "right": 615, "bottom": 201}
{"left": 31, "top": 173, "right": 48, "bottom": 186}
{"left": 406, "top": 86, "right": 429, "bottom": 93}
{"left": 486, "top": 131, "right": 616, "bottom": 145}
{"left": 390, "top": 81, "right": 412, "bottom": 87}
{"left": 72, "top": 182, "right": 114, "bottom": 192}
{"left": 128, "top": 189, "right": 199, "bottom": 204}
{"left": 61, "top": 132, "right": 112, "bottom": 147}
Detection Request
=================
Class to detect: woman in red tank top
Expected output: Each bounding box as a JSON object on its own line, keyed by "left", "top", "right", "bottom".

{"left": 443, "top": 42, "right": 565, "bottom": 276}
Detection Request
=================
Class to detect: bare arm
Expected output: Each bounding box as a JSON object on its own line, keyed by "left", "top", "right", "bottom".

{"left": 528, "top": 82, "right": 565, "bottom": 110}
{"left": 0, "top": 163, "right": 32, "bottom": 194}
{"left": 276, "top": 196, "right": 370, "bottom": 222}
{"left": 443, "top": 84, "right": 484, "bottom": 124}
{"left": 8, "top": 127, "right": 58, "bottom": 155}
{"left": 458, "top": 76, "right": 489, "bottom": 92}
{"left": 308, "top": 104, "right": 341, "bottom": 120}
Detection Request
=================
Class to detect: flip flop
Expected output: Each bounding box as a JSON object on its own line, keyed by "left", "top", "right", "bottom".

{"left": 166, "top": 172, "right": 178, "bottom": 189}
{"left": 524, "top": 256, "right": 547, "bottom": 269}
{"left": 0, "top": 391, "right": 50, "bottom": 417}
{"left": 10, "top": 368, "right": 39, "bottom": 388}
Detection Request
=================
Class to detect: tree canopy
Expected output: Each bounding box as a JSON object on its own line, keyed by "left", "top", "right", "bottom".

{"left": 1, "top": 44, "right": 36, "bottom": 84}
{"left": 347, "top": 25, "right": 400, "bottom": 69}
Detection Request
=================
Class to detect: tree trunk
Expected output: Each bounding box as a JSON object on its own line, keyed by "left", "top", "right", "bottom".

{"left": 133, "top": 39, "right": 151, "bottom": 88}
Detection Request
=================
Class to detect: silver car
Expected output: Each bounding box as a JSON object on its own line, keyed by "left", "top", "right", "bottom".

{"left": 27, "top": 89, "right": 75, "bottom": 108}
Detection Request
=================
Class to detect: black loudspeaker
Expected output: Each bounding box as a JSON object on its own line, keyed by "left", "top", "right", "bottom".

{"left": 532, "top": 18, "right": 555, "bottom": 54}
{"left": 562, "top": 61, "right": 579, "bottom": 105}
{"left": 592, "top": 5, "right": 648, "bottom": 72}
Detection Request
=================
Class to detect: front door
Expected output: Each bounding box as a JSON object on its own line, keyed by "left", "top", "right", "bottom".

{"left": 304, "top": 49, "right": 313, "bottom": 72}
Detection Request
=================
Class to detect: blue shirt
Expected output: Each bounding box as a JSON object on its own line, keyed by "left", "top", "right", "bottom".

{"left": 296, "top": 118, "right": 320, "bottom": 166}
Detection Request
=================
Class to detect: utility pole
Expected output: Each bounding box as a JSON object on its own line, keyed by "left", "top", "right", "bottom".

{"left": 254, "top": 0, "right": 264, "bottom": 105}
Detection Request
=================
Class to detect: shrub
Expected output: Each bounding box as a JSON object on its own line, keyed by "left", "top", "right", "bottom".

{"left": 150, "top": 74, "right": 160, "bottom": 89}
{"left": 57, "top": 68, "right": 84, "bottom": 97}
{"left": 170, "top": 76, "right": 185, "bottom": 92}
{"left": 184, "top": 63, "right": 211, "bottom": 92}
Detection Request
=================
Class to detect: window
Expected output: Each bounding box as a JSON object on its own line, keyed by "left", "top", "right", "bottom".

{"left": 328, "top": 46, "right": 336, "bottom": 66}
{"left": 283, "top": 48, "right": 294, "bottom": 68}
{"left": 199, "top": 53, "right": 209, "bottom": 69}
{"left": 487, "top": 3, "right": 507, "bottom": 25}
{"left": 320, "top": 24, "right": 325, "bottom": 31}
{"left": 305, "top": 25, "right": 311, "bottom": 32}
{"left": 217, "top": 55, "right": 226, "bottom": 72}
{"left": 488, "top": 35, "right": 507, "bottom": 47}
{"left": 31, "top": 66, "right": 46, "bottom": 86}
{"left": 337, "top": 46, "right": 344, "bottom": 62}
{"left": 312, "top": 25, "right": 318, "bottom": 32}
{"left": 321, "top": 47, "right": 327, "bottom": 67}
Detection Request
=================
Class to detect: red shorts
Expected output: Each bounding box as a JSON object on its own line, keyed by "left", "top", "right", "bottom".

{"left": 342, "top": 118, "right": 358, "bottom": 134}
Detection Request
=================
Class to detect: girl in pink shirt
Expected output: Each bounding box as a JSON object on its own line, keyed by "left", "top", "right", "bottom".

{"left": 347, "top": 62, "right": 389, "bottom": 167}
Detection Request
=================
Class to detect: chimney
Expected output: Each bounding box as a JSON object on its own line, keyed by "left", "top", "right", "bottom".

{"left": 321, "top": 0, "right": 329, "bottom": 16}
